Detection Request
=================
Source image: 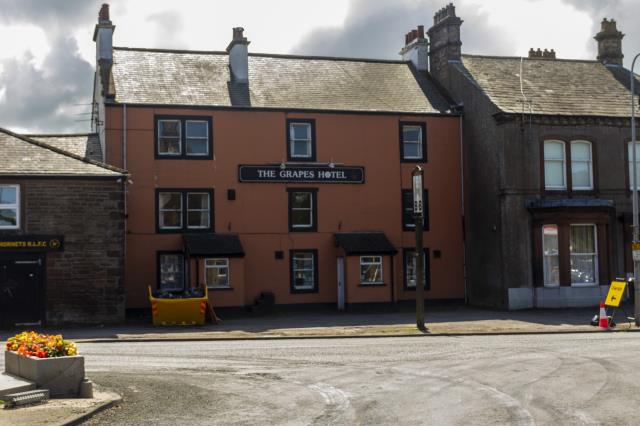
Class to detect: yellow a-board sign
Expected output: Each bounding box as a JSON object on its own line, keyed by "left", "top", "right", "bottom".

{"left": 605, "top": 280, "right": 627, "bottom": 307}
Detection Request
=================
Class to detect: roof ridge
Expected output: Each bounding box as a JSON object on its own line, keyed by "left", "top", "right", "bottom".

{"left": 24, "top": 133, "right": 98, "bottom": 138}
{"left": 462, "top": 53, "right": 599, "bottom": 64}
{"left": 0, "top": 127, "right": 126, "bottom": 175}
{"left": 113, "top": 46, "right": 406, "bottom": 64}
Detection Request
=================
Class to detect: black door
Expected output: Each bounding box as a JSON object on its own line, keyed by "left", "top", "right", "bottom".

{"left": 0, "top": 255, "right": 44, "bottom": 327}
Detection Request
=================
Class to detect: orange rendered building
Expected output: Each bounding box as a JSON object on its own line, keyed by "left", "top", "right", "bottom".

{"left": 92, "top": 5, "right": 464, "bottom": 312}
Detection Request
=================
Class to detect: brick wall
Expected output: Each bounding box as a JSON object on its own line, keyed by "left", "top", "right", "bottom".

{"left": 0, "top": 178, "right": 125, "bottom": 324}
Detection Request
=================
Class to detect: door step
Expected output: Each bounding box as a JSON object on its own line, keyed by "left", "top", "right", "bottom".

{"left": 3, "top": 389, "right": 50, "bottom": 408}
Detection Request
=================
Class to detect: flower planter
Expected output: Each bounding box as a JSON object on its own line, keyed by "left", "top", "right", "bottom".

{"left": 4, "top": 350, "right": 85, "bottom": 397}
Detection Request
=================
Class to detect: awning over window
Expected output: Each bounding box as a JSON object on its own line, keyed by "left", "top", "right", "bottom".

{"left": 335, "top": 232, "right": 398, "bottom": 256}
{"left": 526, "top": 198, "right": 614, "bottom": 211}
{"left": 183, "top": 233, "right": 245, "bottom": 257}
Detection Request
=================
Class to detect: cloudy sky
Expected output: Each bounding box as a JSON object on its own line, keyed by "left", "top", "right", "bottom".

{"left": 0, "top": 0, "right": 638, "bottom": 133}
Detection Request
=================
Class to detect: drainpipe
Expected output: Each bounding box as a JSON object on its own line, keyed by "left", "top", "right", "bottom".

{"left": 458, "top": 111, "right": 468, "bottom": 304}
{"left": 122, "top": 104, "right": 128, "bottom": 306}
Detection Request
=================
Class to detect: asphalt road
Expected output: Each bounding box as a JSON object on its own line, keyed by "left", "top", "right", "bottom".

{"left": 28, "top": 333, "right": 640, "bottom": 424}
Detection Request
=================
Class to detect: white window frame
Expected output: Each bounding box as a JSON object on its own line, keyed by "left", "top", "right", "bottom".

{"left": 402, "top": 125, "right": 423, "bottom": 160}
{"left": 205, "top": 258, "right": 230, "bottom": 288}
{"left": 544, "top": 140, "right": 566, "bottom": 190}
{"left": 0, "top": 184, "right": 19, "bottom": 230}
{"left": 186, "top": 192, "right": 210, "bottom": 229}
{"left": 157, "top": 119, "right": 182, "bottom": 156}
{"left": 360, "top": 256, "right": 384, "bottom": 285}
{"left": 542, "top": 224, "right": 560, "bottom": 287}
{"left": 292, "top": 252, "right": 316, "bottom": 291}
{"left": 570, "top": 140, "right": 593, "bottom": 190}
{"left": 570, "top": 224, "right": 598, "bottom": 287}
{"left": 158, "top": 253, "right": 185, "bottom": 291}
{"left": 289, "top": 122, "right": 312, "bottom": 159}
{"left": 628, "top": 141, "right": 640, "bottom": 190}
{"left": 185, "top": 120, "right": 209, "bottom": 156}
{"left": 290, "top": 192, "right": 313, "bottom": 229}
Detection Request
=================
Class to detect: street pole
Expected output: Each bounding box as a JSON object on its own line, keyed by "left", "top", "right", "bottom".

{"left": 631, "top": 53, "right": 640, "bottom": 326}
{"left": 412, "top": 166, "right": 426, "bottom": 332}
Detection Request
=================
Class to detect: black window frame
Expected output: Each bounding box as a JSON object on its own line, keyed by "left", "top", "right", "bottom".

{"left": 287, "top": 188, "right": 318, "bottom": 232}
{"left": 403, "top": 248, "right": 430, "bottom": 290}
{"left": 155, "top": 188, "right": 215, "bottom": 234}
{"left": 402, "top": 189, "right": 429, "bottom": 231}
{"left": 155, "top": 115, "right": 214, "bottom": 160}
{"left": 399, "top": 121, "right": 427, "bottom": 163}
{"left": 156, "top": 251, "right": 186, "bottom": 291}
{"left": 286, "top": 119, "right": 317, "bottom": 162}
{"left": 289, "top": 249, "right": 319, "bottom": 293}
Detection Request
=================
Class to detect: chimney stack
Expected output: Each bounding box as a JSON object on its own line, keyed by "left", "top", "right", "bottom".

{"left": 399, "top": 25, "right": 428, "bottom": 72}
{"left": 594, "top": 18, "right": 624, "bottom": 66}
{"left": 427, "top": 3, "right": 463, "bottom": 89}
{"left": 93, "top": 4, "right": 115, "bottom": 97}
{"left": 226, "top": 27, "right": 250, "bottom": 84}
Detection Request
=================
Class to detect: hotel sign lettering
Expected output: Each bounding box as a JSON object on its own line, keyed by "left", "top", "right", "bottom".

{"left": 0, "top": 236, "right": 64, "bottom": 252}
{"left": 239, "top": 165, "right": 365, "bottom": 184}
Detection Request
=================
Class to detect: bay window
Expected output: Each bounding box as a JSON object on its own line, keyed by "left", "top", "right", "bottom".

{"left": 542, "top": 225, "right": 559, "bottom": 287}
{"left": 570, "top": 224, "right": 597, "bottom": 286}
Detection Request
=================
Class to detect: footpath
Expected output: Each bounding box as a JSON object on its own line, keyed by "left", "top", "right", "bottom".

{"left": 1, "top": 305, "right": 637, "bottom": 425}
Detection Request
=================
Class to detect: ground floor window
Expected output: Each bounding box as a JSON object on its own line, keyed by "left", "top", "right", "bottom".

{"left": 360, "top": 256, "right": 383, "bottom": 285}
{"left": 158, "top": 253, "right": 185, "bottom": 291}
{"left": 205, "top": 258, "right": 230, "bottom": 288}
{"left": 403, "top": 249, "right": 430, "bottom": 290}
{"left": 0, "top": 184, "right": 19, "bottom": 229}
{"left": 570, "top": 224, "right": 597, "bottom": 285}
{"left": 290, "top": 250, "right": 318, "bottom": 293}
{"left": 540, "top": 223, "right": 598, "bottom": 287}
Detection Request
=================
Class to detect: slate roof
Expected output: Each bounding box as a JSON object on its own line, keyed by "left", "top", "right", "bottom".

{"left": 24, "top": 133, "right": 102, "bottom": 162}
{"left": 0, "top": 128, "right": 124, "bottom": 177}
{"left": 109, "top": 47, "right": 451, "bottom": 114}
{"left": 335, "top": 232, "right": 398, "bottom": 255}
{"left": 454, "top": 55, "right": 639, "bottom": 117}
{"left": 183, "top": 233, "right": 245, "bottom": 257}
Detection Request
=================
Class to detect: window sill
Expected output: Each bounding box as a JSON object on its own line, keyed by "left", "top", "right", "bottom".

{"left": 208, "top": 286, "right": 233, "bottom": 291}
{"left": 291, "top": 288, "right": 319, "bottom": 294}
{"left": 403, "top": 286, "right": 429, "bottom": 291}
{"left": 358, "top": 283, "right": 386, "bottom": 287}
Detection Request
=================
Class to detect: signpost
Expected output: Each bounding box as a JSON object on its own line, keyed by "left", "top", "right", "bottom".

{"left": 605, "top": 280, "right": 627, "bottom": 308}
{"left": 630, "top": 52, "right": 640, "bottom": 326}
{"left": 412, "top": 166, "right": 426, "bottom": 332}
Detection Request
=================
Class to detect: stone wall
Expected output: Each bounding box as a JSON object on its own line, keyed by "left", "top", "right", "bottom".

{"left": 0, "top": 178, "right": 125, "bottom": 324}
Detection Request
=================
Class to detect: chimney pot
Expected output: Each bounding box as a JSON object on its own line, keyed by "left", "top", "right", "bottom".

{"left": 98, "top": 3, "right": 110, "bottom": 22}
{"left": 411, "top": 29, "right": 418, "bottom": 41}
{"left": 233, "top": 27, "right": 245, "bottom": 41}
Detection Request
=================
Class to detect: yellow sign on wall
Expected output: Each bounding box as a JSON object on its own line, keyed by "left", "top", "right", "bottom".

{"left": 605, "top": 281, "right": 627, "bottom": 307}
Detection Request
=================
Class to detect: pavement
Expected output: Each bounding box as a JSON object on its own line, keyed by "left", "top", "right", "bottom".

{"left": 0, "top": 304, "right": 637, "bottom": 424}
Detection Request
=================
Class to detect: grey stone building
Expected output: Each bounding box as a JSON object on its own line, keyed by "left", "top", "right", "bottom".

{"left": 401, "top": 4, "right": 640, "bottom": 308}
{"left": 0, "top": 128, "right": 126, "bottom": 326}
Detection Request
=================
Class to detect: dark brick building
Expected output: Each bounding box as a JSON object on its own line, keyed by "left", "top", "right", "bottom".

{"left": 401, "top": 4, "right": 640, "bottom": 308}
{"left": 0, "top": 128, "right": 126, "bottom": 326}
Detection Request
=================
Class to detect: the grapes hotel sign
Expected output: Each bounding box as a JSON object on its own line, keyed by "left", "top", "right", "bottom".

{"left": 238, "top": 165, "right": 365, "bottom": 184}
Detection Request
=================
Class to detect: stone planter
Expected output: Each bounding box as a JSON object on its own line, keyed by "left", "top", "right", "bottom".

{"left": 4, "top": 350, "right": 85, "bottom": 397}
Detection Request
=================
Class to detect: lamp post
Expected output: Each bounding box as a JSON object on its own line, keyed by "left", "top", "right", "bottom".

{"left": 412, "top": 166, "right": 427, "bottom": 331}
{"left": 631, "top": 53, "right": 640, "bottom": 326}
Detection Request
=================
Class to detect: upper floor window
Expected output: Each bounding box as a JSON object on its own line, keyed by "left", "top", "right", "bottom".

{"left": 570, "top": 141, "right": 593, "bottom": 190}
{"left": 0, "top": 185, "right": 19, "bottom": 229}
{"left": 544, "top": 139, "right": 593, "bottom": 191}
{"left": 288, "top": 188, "right": 317, "bottom": 232}
{"left": 628, "top": 142, "right": 640, "bottom": 190}
{"left": 543, "top": 140, "right": 566, "bottom": 189}
{"left": 400, "top": 122, "right": 426, "bottom": 162}
{"left": 156, "top": 116, "right": 213, "bottom": 159}
{"left": 402, "top": 189, "right": 429, "bottom": 231}
{"left": 287, "top": 119, "right": 316, "bottom": 161}
{"left": 156, "top": 189, "right": 213, "bottom": 233}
